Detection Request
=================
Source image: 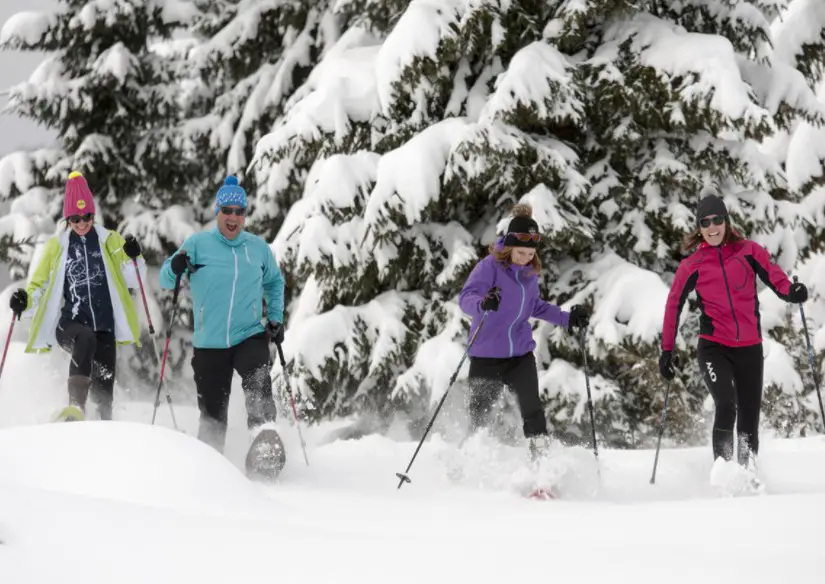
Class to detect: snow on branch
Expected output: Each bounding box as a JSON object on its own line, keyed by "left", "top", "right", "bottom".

{"left": 445, "top": 120, "right": 589, "bottom": 204}
{"left": 91, "top": 42, "right": 141, "bottom": 84}
{"left": 375, "top": 0, "right": 464, "bottom": 115}
{"left": 5, "top": 55, "right": 88, "bottom": 118}
{"left": 772, "top": 0, "right": 825, "bottom": 82}
{"left": 363, "top": 117, "right": 470, "bottom": 238}
{"left": 737, "top": 55, "right": 825, "bottom": 127}
{"left": 510, "top": 184, "right": 596, "bottom": 243}
{"left": 786, "top": 115, "right": 825, "bottom": 195}
{"left": 118, "top": 204, "right": 200, "bottom": 253}
{"left": 0, "top": 150, "right": 62, "bottom": 199}
{"left": 275, "top": 151, "right": 380, "bottom": 274}
{"left": 281, "top": 290, "right": 423, "bottom": 416}
{"left": 599, "top": 14, "right": 772, "bottom": 136}
{"left": 480, "top": 40, "right": 584, "bottom": 129}
{"left": 393, "top": 301, "right": 466, "bottom": 406}
{"left": 0, "top": 11, "right": 54, "bottom": 49}
{"left": 557, "top": 252, "right": 673, "bottom": 347}
{"left": 252, "top": 39, "right": 382, "bottom": 166}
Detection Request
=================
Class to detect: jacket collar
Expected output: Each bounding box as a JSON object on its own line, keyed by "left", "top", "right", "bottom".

{"left": 210, "top": 226, "right": 246, "bottom": 248}
{"left": 58, "top": 224, "right": 110, "bottom": 246}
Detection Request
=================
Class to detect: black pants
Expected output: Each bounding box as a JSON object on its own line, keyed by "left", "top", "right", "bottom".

{"left": 55, "top": 319, "right": 116, "bottom": 418}
{"left": 467, "top": 352, "right": 547, "bottom": 438}
{"left": 697, "top": 338, "right": 764, "bottom": 466}
{"left": 191, "top": 332, "right": 278, "bottom": 452}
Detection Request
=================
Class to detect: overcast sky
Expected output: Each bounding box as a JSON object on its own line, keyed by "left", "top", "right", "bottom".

{"left": 0, "top": 0, "right": 57, "bottom": 157}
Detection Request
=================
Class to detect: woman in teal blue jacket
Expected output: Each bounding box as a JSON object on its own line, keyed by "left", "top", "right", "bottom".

{"left": 159, "top": 176, "right": 285, "bottom": 463}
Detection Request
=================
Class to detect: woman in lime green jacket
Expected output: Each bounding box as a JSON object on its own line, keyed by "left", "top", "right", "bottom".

{"left": 9, "top": 172, "right": 145, "bottom": 421}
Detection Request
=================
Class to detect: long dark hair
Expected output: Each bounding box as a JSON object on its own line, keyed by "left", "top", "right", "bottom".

{"left": 681, "top": 217, "right": 743, "bottom": 254}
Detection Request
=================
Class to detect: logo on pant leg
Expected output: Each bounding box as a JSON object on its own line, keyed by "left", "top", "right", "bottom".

{"left": 705, "top": 361, "right": 717, "bottom": 382}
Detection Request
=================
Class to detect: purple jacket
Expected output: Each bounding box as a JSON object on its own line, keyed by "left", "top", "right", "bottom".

{"left": 459, "top": 253, "right": 570, "bottom": 358}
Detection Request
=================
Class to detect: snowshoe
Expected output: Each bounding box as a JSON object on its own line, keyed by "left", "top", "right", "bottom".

{"left": 54, "top": 405, "right": 85, "bottom": 422}
{"left": 245, "top": 428, "right": 286, "bottom": 482}
{"left": 710, "top": 457, "right": 766, "bottom": 497}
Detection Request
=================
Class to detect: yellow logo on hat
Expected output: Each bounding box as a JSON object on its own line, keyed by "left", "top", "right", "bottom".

{"left": 77, "top": 200, "right": 86, "bottom": 209}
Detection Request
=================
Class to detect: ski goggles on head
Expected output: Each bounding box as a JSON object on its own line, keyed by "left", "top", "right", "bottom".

{"left": 67, "top": 213, "right": 94, "bottom": 224}
{"left": 220, "top": 206, "right": 247, "bottom": 217}
{"left": 698, "top": 215, "right": 725, "bottom": 229}
{"left": 507, "top": 232, "right": 541, "bottom": 243}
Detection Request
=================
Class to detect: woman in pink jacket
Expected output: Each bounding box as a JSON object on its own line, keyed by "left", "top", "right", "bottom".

{"left": 660, "top": 194, "right": 808, "bottom": 468}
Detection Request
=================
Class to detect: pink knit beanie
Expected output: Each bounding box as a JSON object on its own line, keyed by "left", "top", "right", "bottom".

{"left": 63, "top": 171, "right": 96, "bottom": 218}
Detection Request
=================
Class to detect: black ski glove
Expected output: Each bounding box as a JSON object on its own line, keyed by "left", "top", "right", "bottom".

{"left": 480, "top": 287, "right": 500, "bottom": 312}
{"left": 659, "top": 351, "right": 678, "bottom": 381}
{"left": 787, "top": 281, "right": 808, "bottom": 304}
{"left": 267, "top": 321, "right": 285, "bottom": 345}
{"left": 123, "top": 234, "right": 141, "bottom": 259}
{"left": 9, "top": 288, "right": 27, "bottom": 316}
{"left": 567, "top": 305, "right": 590, "bottom": 332}
{"left": 170, "top": 251, "right": 189, "bottom": 276}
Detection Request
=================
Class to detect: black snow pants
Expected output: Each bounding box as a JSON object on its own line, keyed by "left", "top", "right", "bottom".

{"left": 467, "top": 352, "right": 547, "bottom": 438}
{"left": 697, "top": 338, "right": 764, "bottom": 466}
{"left": 191, "top": 332, "right": 278, "bottom": 452}
{"left": 56, "top": 318, "right": 116, "bottom": 420}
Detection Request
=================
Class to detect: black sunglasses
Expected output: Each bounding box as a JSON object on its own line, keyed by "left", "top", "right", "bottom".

{"left": 699, "top": 215, "right": 725, "bottom": 229}
{"left": 68, "top": 213, "right": 94, "bottom": 224}
{"left": 220, "top": 206, "right": 246, "bottom": 217}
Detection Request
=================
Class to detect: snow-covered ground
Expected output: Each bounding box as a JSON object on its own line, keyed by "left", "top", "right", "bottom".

{"left": 0, "top": 338, "right": 824, "bottom": 583}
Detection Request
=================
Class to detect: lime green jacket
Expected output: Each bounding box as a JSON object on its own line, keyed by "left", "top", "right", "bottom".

{"left": 23, "top": 225, "right": 145, "bottom": 353}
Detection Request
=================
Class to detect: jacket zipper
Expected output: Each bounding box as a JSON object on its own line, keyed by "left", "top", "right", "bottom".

{"left": 716, "top": 247, "right": 740, "bottom": 342}
{"left": 226, "top": 249, "right": 238, "bottom": 347}
{"left": 81, "top": 236, "right": 97, "bottom": 331}
{"left": 507, "top": 269, "right": 526, "bottom": 357}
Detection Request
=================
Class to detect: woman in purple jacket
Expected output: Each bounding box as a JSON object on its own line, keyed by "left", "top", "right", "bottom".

{"left": 459, "top": 203, "right": 589, "bottom": 458}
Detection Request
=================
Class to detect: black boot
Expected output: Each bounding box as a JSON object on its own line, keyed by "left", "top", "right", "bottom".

{"left": 198, "top": 414, "right": 228, "bottom": 453}
{"left": 67, "top": 376, "right": 90, "bottom": 412}
{"left": 91, "top": 386, "right": 113, "bottom": 421}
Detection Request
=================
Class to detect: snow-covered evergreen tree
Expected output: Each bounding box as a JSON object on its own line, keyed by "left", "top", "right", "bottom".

{"left": 0, "top": 1, "right": 202, "bottom": 261}
{"left": 253, "top": 0, "right": 825, "bottom": 445}
{"left": 178, "top": 0, "right": 371, "bottom": 245}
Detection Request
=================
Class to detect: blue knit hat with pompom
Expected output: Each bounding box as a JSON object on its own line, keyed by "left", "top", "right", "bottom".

{"left": 214, "top": 176, "right": 247, "bottom": 214}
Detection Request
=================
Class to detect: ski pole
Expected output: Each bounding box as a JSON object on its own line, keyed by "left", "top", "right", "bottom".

{"left": 133, "top": 258, "right": 155, "bottom": 335}
{"left": 152, "top": 256, "right": 196, "bottom": 427}
{"left": 275, "top": 342, "right": 309, "bottom": 466}
{"left": 396, "top": 310, "right": 489, "bottom": 490}
{"left": 0, "top": 311, "right": 19, "bottom": 382}
{"left": 794, "top": 276, "right": 825, "bottom": 433}
{"left": 134, "top": 258, "right": 178, "bottom": 430}
{"left": 650, "top": 381, "right": 672, "bottom": 485}
{"left": 579, "top": 327, "right": 599, "bottom": 470}
{"left": 650, "top": 355, "right": 678, "bottom": 485}
{"left": 152, "top": 271, "right": 181, "bottom": 427}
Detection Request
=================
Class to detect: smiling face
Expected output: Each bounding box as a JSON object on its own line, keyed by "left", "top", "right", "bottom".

{"left": 68, "top": 213, "right": 94, "bottom": 236}
{"left": 217, "top": 205, "right": 246, "bottom": 239}
{"left": 699, "top": 214, "right": 726, "bottom": 246}
{"left": 511, "top": 247, "right": 536, "bottom": 266}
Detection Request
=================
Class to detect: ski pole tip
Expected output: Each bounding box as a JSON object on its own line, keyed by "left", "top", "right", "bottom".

{"left": 395, "top": 472, "right": 411, "bottom": 489}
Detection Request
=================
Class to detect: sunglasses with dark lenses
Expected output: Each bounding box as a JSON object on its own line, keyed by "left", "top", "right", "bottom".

{"left": 220, "top": 207, "right": 247, "bottom": 217}
{"left": 699, "top": 215, "right": 725, "bottom": 229}
{"left": 508, "top": 232, "right": 541, "bottom": 242}
{"left": 68, "top": 213, "right": 94, "bottom": 224}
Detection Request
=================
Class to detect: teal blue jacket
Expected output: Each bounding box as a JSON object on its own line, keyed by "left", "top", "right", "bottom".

{"left": 159, "top": 229, "right": 285, "bottom": 349}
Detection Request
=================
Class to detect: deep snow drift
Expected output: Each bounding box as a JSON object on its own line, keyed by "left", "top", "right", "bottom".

{"left": 0, "top": 338, "right": 824, "bottom": 583}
